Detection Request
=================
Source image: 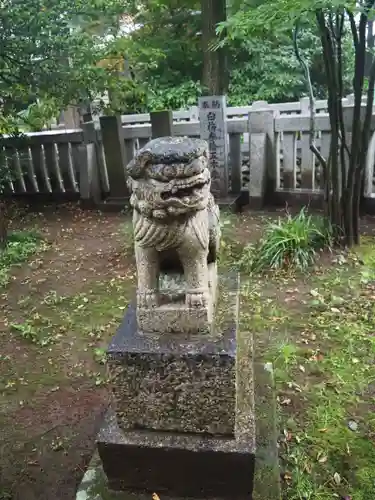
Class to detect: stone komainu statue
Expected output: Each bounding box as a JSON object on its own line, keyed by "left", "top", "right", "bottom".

{"left": 125, "top": 136, "right": 220, "bottom": 314}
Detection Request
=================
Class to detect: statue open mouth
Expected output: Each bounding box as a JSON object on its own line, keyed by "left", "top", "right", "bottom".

{"left": 160, "top": 180, "right": 208, "bottom": 200}
{"left": 126, "top": 137, "right": 213, "bottom": 218}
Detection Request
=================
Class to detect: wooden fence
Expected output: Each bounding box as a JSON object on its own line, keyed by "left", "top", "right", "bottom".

{"left": 118, "top": 94, "right": 363, "bottom": 125}
{"left": 3, "top": 96, "right": 375, "bottom": 210}
{"left": 2, "top": 129, "right": 83, "bottom": 196}
{"left": 1, "top": 125, "right": 108, "bottom": 204}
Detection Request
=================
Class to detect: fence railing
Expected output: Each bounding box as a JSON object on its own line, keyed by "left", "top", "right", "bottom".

{"left": 119, "top": 94, "right": 364, "bottom": 126}
{"left": 1, "top": 126, "right": 108, "bottom": 205}
{"left": 3, "top": 96, "right": 375, "bottom": 209}
{"left": 2, "top": 129, "right": 84, "bottom": 195}
{"left": 275, "top": 109, "right": 375, "bottom": 194}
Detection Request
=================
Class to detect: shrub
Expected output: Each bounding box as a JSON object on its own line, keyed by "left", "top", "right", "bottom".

{"left": 240, "top": 208, "right": 332, "bottom": 273}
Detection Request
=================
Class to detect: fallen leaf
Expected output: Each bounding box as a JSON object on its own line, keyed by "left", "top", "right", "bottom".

{"left": 330, "top": 307, "right": 340, "bottom": 313}
{"left": 282, "top": 472, "right": 292, "bottom": 482}
{"left": 152, "top": 493, "right": 160, "bottom": 500}
{"left": 348, "top": 420, "right": 358, "bottom": 432}
{"left": 333, "top": 472, "right": 341, "bottom": 485}
{"left": 280, "top": 398, "right": 292, "bottom": 406}
{"left": 283, "top": 429, "right": 293, "bottom": 441}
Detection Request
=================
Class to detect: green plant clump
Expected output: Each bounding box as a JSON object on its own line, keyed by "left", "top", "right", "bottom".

{"left": 240, "top": 208, "right": 332, "bottom": 273}
{"left": 0, "top": 230, "right": 43, "bottom": 286}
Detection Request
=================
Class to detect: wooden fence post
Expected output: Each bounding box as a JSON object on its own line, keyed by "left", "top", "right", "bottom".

{"left": 79, "top": 121, "right": 101, "bottom": 204}
{"left": 99, "top": 115, "right": 128, "bottom": 199}
{"left": 189, "top": 106, "right": 199, "bottom": 121}
{"left": 299, "top": 97, "right": 315, "bottom": 189}
{"left": 248, "top": 102, "right": 278, "bottom": 199}
{"left": 150, "top": 110, "right": 173, "bottom": 138}
{"left": 229, "top": 133, "right": 242, "bottom": 194}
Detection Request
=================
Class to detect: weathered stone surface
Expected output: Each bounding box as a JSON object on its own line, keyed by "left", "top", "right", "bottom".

{"left": 248, "top": 133, "right": 267, "bottom": 204}
{"left": 95, "top": 275, "right": 257, "bottom": 498}
{"left": 138, "top": 263, "right": 217, "bottom": 334}
{"left": 125, "top": 136, "right": 221, "bottom": 335}
{"left": 252, "top": 362, "right": 281, "bottom": 500}
{"left": 97, "top": 409, "right": 255, "bottom": 499}
{"left": 126, "top": 136, "right": 208, "bottom": 171}
{"left": 77, "top": 323, "right": 281, "bottom": 500}
{"left": 107, "top": 273, "right": 238, "bottom": 436}
{"left": 136, "top": 302, "right": 213, "bottom": 335}
{"left": 77, "top": 360, "right": 281, "bottom": 500}
{"left": 199, "top": 96, "right": 229, "bottom": 198}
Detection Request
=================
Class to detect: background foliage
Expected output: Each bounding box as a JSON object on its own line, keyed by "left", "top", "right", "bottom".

{"left": 0, "top": 0, "right": 357, "bottom": 122}
{"left": 0, "top": 0, "right": 130, "bottom": 131}
{"left": 118, "top": 0, "right": 355, "bottom": 110}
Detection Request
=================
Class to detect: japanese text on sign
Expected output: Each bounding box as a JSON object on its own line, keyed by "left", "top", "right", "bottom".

{"left": 199, "top": 96, "right": 228, "bottom": 196}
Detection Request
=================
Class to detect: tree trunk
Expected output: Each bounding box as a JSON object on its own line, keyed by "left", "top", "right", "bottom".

{"left": 352, "top": 170, "right": 362, "bottom": 245}
{"left": 0, "top": 198, "right": 8, "bottom": 248}
{"left": 201, "top": 0, "right": 228, "bottom": 95}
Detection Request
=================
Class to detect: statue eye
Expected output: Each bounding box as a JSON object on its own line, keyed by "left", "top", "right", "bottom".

{"left": 149, "top": 164, "right": 164, "bottom": 179}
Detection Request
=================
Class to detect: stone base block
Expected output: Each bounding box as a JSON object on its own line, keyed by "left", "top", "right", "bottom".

{"left": 76, "top": 333, "right": 281, "bottom": 500}
{"left": 137, "top": 263, "right": 218, "bottom": 335}
{"left": 97, "top": 409, "right": 255, "bottom": 500}
{"left": 107, "top": 273, "right": 239, "bottom": 436}
{"left": 76, "top": 360, "right": 281, "bottom": 500}
{"left": 137, "top": 302, "right": 213, "bottom": 335}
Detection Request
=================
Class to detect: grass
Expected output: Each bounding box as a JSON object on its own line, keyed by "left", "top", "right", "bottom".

{"left": 2, "top": 276, "right": 134, "bottom": 395}
{"left": 0, "top": 230, "right": 45, "bottom": 286}
{"left": 237, "top": 242, "right": 375, "bottom": 499}
{"left": 238, "top": 208, "right": 333, "bottom": 273}
{"left": 217, "top": 211, "right": 375, "bottom": 498}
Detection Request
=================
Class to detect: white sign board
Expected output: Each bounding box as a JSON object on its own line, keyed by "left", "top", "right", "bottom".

{"left": 199, "top": 95, "right": 228, "bottom": 198}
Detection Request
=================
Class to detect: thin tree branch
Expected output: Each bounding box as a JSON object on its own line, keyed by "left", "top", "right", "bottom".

{"left": 347, "top": 10, "right": 359, "bottom": 49}
{"left": 336, "top": 9, "right": 348, "bottom": 199}
{"left": 359, "top": 56, "right": 375, "bottom": 170}
{"left": 346, "top": 2, "right": 368, "bottom": 187}
{"left": 317, "top": 9, "right": 342, "bottom": 226}
{"left": 293, "top": 21, "right": 326, "bottom": 170}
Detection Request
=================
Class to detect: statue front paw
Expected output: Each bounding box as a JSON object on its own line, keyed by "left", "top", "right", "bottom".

{"left": 185, "top": 289, "right": 209, "bottom": 308}
{"left": 137, "top": 290, "right": 159, "bottom": 308}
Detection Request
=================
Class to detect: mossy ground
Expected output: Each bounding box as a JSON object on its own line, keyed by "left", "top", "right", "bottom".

{"left": 1, "top": 203, "right": 375, "bottom": 499}
{"left": 223, "top": 217, "right": 375, "bottom": 500}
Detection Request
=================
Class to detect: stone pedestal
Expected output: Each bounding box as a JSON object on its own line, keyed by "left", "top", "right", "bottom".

{"left": 108, "top": 305, "right": 235, "bottom": 436}
{"left": 137, "top": 263, "right": 218, "bottom": 335}
{"left": 97, "top": 409, "right": 254, "bottom": 499}
{"left": 97, "top": 274, "right": 257, "bottom": 499}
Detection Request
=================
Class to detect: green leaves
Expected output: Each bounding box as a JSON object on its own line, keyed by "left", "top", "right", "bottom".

{"left": 0, "top": 230, "right": 45, "bottom": 286}
{"left": 220, "top": 0, "right": 355, "bottom": 39}
{"left": 0, "top": 0, "right": 127, "bottom": 124}
{"left": 242, "top": 208, "right": 333, "bottom": 273}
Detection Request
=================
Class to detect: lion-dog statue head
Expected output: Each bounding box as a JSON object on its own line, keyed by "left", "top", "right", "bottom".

{"left": 126, "top": 136, "right": 212, "bottom": 220}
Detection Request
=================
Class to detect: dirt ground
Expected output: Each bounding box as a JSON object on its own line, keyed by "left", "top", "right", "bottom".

{"left": 0, "top": 202, "right": 274, "bottom": 500}
{"left": 2, "top": 202, "right": 375, "bottom": 500}
{"left": 0, "top": 204, "right": 131, "bottom": 500}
